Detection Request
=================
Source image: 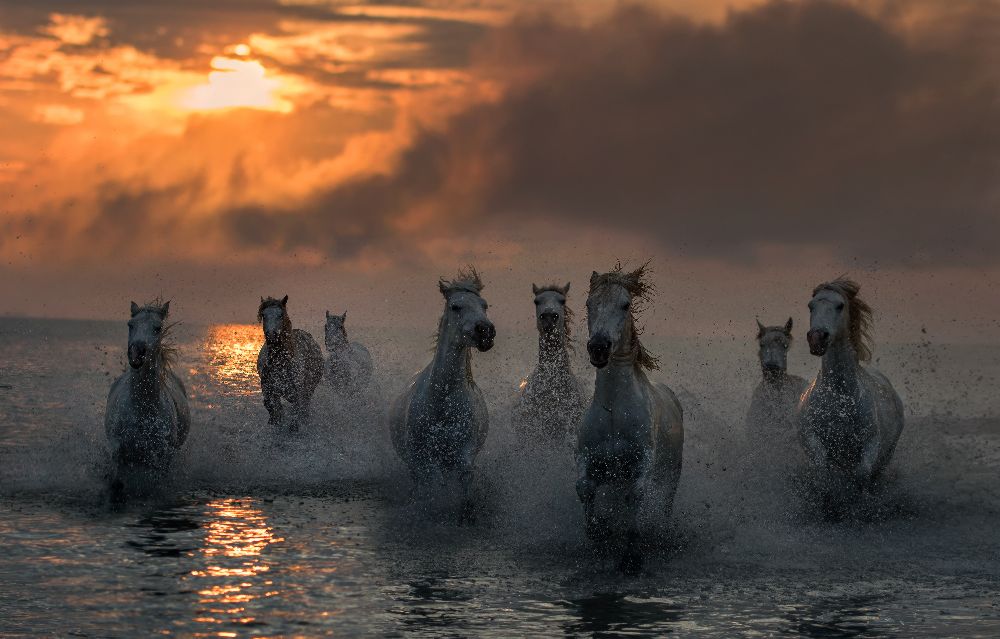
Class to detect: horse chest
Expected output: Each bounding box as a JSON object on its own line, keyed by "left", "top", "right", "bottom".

{"left": 580, "top": 403, "right": 651, "bottom": 472}
{"left": 804, "top": 385, "right": 873, "bottom": 453}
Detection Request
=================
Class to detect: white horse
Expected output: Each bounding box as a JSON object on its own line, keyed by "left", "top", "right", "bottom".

{"left": 576, "top": 264, "right": 683, "bottom": 574}
{"left": 105, "top": 300, "right": 190, "bottom": 494}
{"left": 513, "top": 282, "right": 584, "bottom": 442}
{"left": 745, "top": 318, "right": 808, "bottom": 443}
{"left": 389, "top": 268, "right": 496, "bottom": 494}
{"left": 797, "top": 277, "right": 904, "bottom": 495}
{"left": 324, "top": 310, "right": 374, "bottom": 398}
{"left": 257, "top": 295, "right": 323, "bottom": 431}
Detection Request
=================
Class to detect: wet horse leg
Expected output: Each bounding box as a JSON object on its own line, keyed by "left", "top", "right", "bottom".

{"left": 457, "top": 437, "right": 478, "bottom": 524}
{"left": 575, "top": 457, "right": 600, "bottom": 540}
{"left": 262, "top": 385, "right": 284, "bottom": 427}
{"left": 619, "top": 481, "right": 644, "bottom": 575}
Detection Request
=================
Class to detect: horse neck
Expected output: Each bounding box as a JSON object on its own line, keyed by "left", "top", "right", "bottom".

{"left": 537, "top": 327, "right": 570, "bottom": 369}
{"left": 326, "top": 333, "right": 349, "bottom": 353}
{"left": 128, "top": 351, "right": 163, "bottom": 404}
{"left": 430, "top": 317, "right": 471, "bottom": 388}
{"left": 762, "top": 368, "right": 789, "bottom": 388}
{"left": 269, "top": 321, "right": 296, "bottom": 360}
{"left": 594, "top": 320, "right": 643, "bottom": 402}
{"left": 817, "top": 333, "right": 861, "bottom": 393}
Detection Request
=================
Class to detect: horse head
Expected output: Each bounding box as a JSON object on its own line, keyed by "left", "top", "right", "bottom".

{"left": 439, "top": 268, "right": 495, "bottom": 352}
{"left": 258, "top": 295, "right": 290, "bottom": 346}
{"left": 532, "top": 282, "right": 570, "bottom": 341}
{"left": 325, "top": 310, "right": 348, "bottom": 350}
{"left": 756, "top": 317, "right": 793, "bottom": 380}
{"left": 807, "top": 277, "right": 873, "bottom": 361}
{"left": 128, "top": 300, "right": 169, "bottom": 369}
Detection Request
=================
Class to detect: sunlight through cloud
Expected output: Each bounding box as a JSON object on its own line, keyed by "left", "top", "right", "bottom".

{"left": 180, "top": 52, "right": 294, "bottom": 113}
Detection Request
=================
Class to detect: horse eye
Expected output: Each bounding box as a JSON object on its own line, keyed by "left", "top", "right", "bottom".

{"left": 451, "top": 304, "right": 462, "bottom": 312}
{"left": 559, "top": 300, "right": 565, "bottom": 306}
{"left": 154, "top": 327, "right": 161, "bottom": 333}
{"left": 534, "top": 300, "right": 540, "bottom": 305}
{"left": 621, "top": 302, "right": 630, "bottom": 310}
{"left": 836, "top": 303, "right": 845, "bottom": 311}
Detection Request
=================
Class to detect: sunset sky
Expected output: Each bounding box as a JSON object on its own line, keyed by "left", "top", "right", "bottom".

{"left": 0, "top": 0, "right": 998, "bottom": 342}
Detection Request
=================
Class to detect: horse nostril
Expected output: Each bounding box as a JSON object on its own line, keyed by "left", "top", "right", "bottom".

{"left": 476, "top": 323, "right": 495, "bottom": 339}
{"left": 540, "top": 312, "right": 558, "bottom": 322}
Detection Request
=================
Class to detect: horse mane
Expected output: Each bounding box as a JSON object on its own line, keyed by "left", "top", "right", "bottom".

{"left": 813, "top": 276, "right": 874, "bottom": 362}
{"left": 588, "top": 261, "right": 659, "bottom": 371}
{"left": 439, "top": 266, "right": 484, "bottom": 298}
{"left": 432, "top": 268, "right": 485, "bottom": 379}
{"left": 534, "top": 283, "right": 574, "bottom": 343}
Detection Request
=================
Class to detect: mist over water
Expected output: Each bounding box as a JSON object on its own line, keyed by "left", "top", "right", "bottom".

{"left": 1, "top": 317, "right": 998, "bottom": 636}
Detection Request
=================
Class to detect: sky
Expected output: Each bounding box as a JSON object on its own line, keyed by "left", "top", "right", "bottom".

{"left": 0, "top": 0, "right": 998, "bottom": 342}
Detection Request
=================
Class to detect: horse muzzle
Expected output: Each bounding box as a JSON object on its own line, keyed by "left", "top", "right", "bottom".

{"left": 128, "top": 343, "right": 146, "bottom": 369}
{"left": 538, "top": 311, "right": 559, "bottom": 333}
{"left": 807, "top": 329, "right": 829, "bottom": 356}
{"left": 474, "top": 322, "right": 495, "bottom": 352}
{"left": 587, "top": 336, "right": 612, "bottom": 368}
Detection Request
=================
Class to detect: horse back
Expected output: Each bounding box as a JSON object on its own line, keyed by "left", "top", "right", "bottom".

{"left": 164, "top": 369, "right": 191, "bottom": 447}
{"left": 650, "top": 381, "right": 684, "bottom": 471}
{"left": 293, "top": 329, "right": 324, "bottom": 390}
{"left": 861, "top": 366, "right": 905, "bottom": 459}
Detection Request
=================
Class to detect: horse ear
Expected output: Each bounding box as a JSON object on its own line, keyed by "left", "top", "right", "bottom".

{"left": 590, "top": 271, "right": 599, "bottom": 284}
{"left": 130, "top": 301, "right": 140, "bottom": 316}
{"left": 439, "top": 279, "right": 449, "bottom": 298}
{"left": 784, "top": 317, "right": 793, "bottom": 335}
{"left": 532, "top": 283, "right": 540, "bottom": 295}
{"left": 160, "top": 301, "right": 170, "bottom": 317}
{"left": 280, "top": 295, "right": 288, "bottom": 307}
{"left": 564, "top": 282, "right": 571, "bottom": 294}
{"left": 341, "top": 310, "right": 347, "bottom": 321}
{"left": 260, "top": 296, "right": 265, "bottom": 304}
{"left": 756, "top": 319, "right": 765, "bottom": 338}
{"left": 325, "top": 310, "right": 331, "bottom": 319}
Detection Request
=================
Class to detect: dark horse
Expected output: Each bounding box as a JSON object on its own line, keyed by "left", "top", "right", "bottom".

{"left": 257, "top": 295, "right": 323, "bottom": 430}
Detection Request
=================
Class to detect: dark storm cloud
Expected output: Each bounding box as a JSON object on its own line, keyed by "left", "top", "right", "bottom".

{"left": 222, "top": 0, "right": 1000, "bottom": 266}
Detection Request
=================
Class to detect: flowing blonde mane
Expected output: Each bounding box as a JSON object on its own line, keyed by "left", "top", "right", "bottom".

{"left": 533, "top": 282, "right": 574, "bottom": 342}
{"left": 588, "top": 261, "right": 659, "bottom": 371}
{"left": 813, "top": 276, "right": 874, "bottom": 362}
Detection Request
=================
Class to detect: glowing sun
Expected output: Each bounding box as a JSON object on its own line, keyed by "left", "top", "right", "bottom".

{"left": 181, "top": 49, "right": 293, "bottom": 113}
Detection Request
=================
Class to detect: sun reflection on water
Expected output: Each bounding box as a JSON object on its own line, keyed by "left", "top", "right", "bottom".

{"left": 191, "top": 498, "right": 283, "bottom": 637}
{"left": 204, "top": 324, "right": 263, "bottom": 397}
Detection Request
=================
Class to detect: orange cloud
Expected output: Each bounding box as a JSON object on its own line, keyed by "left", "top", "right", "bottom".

{"left": 39, "top": 13, "right": 109, "bottom": 45}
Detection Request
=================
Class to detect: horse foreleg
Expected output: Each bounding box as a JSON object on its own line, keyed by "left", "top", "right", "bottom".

{"left": 576, "top": 456, "right": 600, "bottom": 539}
{"left": 619, "top": 482, "right": 644, "bottom": 576}
{"left": 456, "top": 438, "right": 478, "bottom": 524}
{"left": 262, "top": 388, "right": 284, "bottom": 427}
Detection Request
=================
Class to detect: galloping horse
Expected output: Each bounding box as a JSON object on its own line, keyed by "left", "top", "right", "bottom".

{"left": 105, "top": 300, "right": 190, "bottom": 494}
{"left": 389, "top": 268, "right": 496, "bottom": 494}
{"left": 324, "top": 310, "right": 374, "bottom": 398}
{"left": 745, "top": 318, "right": 807, "bottom": 441}
{"left": 257, "top": 295, "right": 323, "bottom": 431}
{"left": 797, "top": 277, "right": 904, "bottom": 495}
{"left": 576, "top": 263, "right": 683, "bottom": 574}
{"left": 513, "top": 282, "right": 584, "bottom": 442}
